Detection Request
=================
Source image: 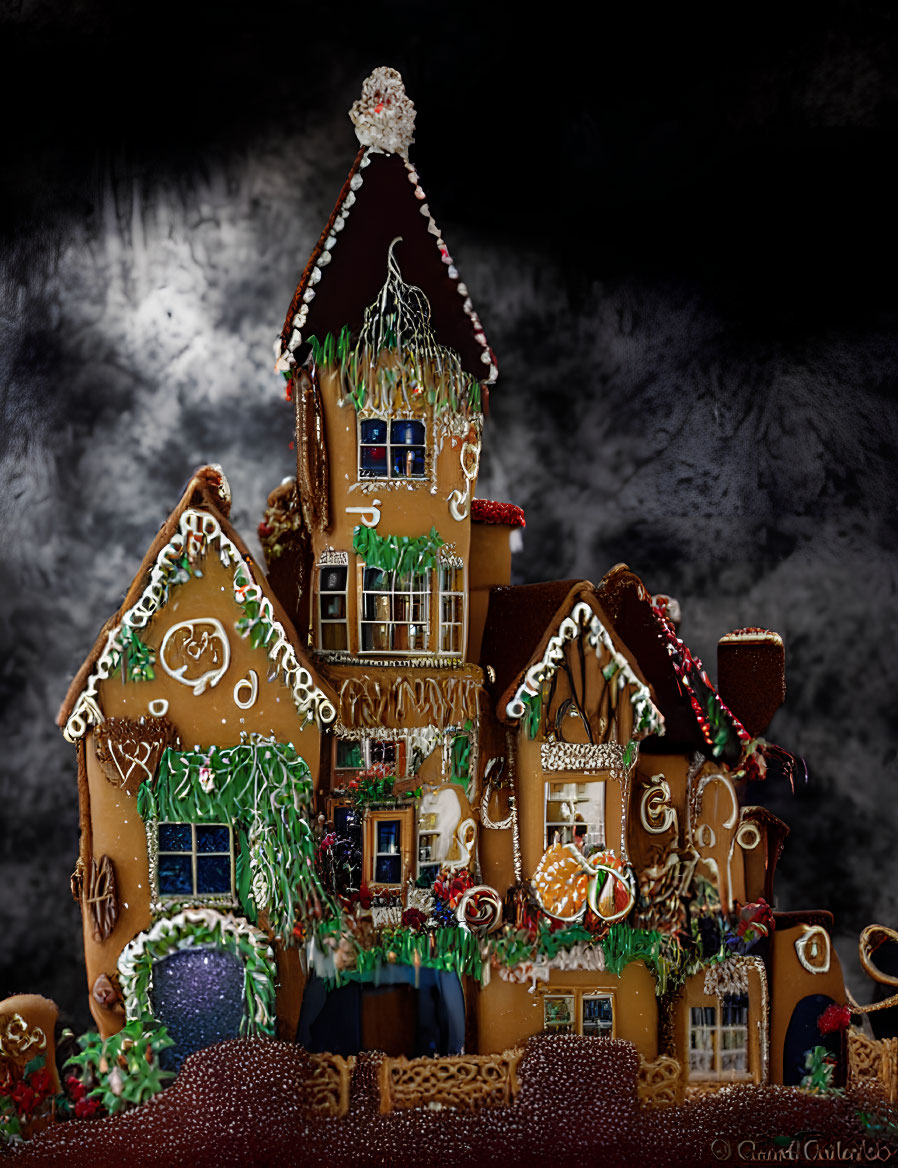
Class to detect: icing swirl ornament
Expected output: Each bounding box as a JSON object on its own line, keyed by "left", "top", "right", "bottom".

{"left": 455, "top": 886, "right": 504, "bottom": 935}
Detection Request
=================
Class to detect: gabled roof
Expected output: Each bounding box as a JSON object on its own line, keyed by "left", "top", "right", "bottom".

{"left": 595, "top": 564, "right": 749, "bottom": 763}
{"left": 479, "top": 579, "right": 662, "bottom": 735}
{"left": 58, "top": 466, "right": 337, "bottom": 741}
{"left": 275, "top": 67, "right": 497, "bottom": 385}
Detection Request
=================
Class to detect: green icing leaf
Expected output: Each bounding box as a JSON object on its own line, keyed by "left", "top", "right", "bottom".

{"left": 352, "top": 524, "right": 445, "bottom": 575}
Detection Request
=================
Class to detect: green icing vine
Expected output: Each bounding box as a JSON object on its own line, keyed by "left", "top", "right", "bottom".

{"left": 352, "top": 524, "right": 445, "bottom": 575}
{"left": 449, "top": 725, "right": 473, "bottom": 787}
{"left": 138, "top": 736, "right": 336, "bottom": 941}
{"left": 109, "top": 625, "right": 156, "bottom": 683}
{"left": 307, "top": 328, "right": 482, "bottom": 417}
{"left": 338, "top": 925, "right": 483, "bottom": 986}
{"left": 521, "top": 691, "right": 542, "bottom": 740}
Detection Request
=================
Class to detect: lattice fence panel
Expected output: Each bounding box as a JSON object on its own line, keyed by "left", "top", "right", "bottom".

{"left": 379, "top": 1049, "right": 522, "bottom": 1114}
{"left": 847, "top": 1030, "right": 898, "bottom": 1102}
{"left": 637, "top": 1055, "right": 683, "bottom": 1107}
{"left": 302, "top": 1053, "right": 355, "bottom": 1118}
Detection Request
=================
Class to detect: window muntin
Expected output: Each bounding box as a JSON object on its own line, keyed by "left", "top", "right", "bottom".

{"left": 439, "top": 564, "right": 465, "bottom": 656}
{"left": 543, "top": 991, "right": 614, "bottom": 1037}
{"left": 319, "top": 564, "right": 349, "bottom": 651}
{"left": 157, "top": 822, "right": 234, "bottom": 899}
{"left": 544, "top": 780, "right": 605, "bottom": 853}
{"left": 359, "top": 418, "right": 426, "bottom": 479}
{"left": 689, "top": 995, "right": 750, "bottom": 1079}
{"left": 360, "top": 567, "right": 430, "bottom": 653}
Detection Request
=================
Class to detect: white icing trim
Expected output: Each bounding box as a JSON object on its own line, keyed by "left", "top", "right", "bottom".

{"left": 64, "top": 508, "right": 336, "bottom": 741}
{"left": 504, "top": 600, "right": 664, "bottom": 737}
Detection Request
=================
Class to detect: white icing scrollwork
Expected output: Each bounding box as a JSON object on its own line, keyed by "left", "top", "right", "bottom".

{"left": 448, "top": 435, "right": 481, "bottom": 522}
{"left": 455, "top": 886, "right": 504, "bottom": 935}
{"left": 160, "top": 618, "right": 231, "bottom": 696}
{"left": 795, "top": 926, "right": 831, "bottom": 974}
{"left": 345, "top": 498, "right": 381, "bottom": 527}
{"left": 736, "top": 820, "right": 762, "bottom": 850}
{"left": 694, "top": 822, "right": 716, "bottom": 848}
{"left": 148, "top": 698, "right": 169, "bottom": 717}
{"left": 640, "top": 775, "right": 678, "bottom": 835}
{"left": 233, "top": 670, "right": 259, "bottom": 710}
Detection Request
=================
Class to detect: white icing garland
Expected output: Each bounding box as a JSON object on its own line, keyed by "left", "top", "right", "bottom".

{"left": 505, "top": 600, "right": 664, "bottom": 737}
{"left": 540, "top": 741, "right": 632, "bottom": 777}
{"left": 64, "top": 508, "right": 336, "bottom": 741}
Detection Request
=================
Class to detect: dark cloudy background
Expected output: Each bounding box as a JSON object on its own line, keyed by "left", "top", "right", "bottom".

{"left": 1, "top": 1, "right": 896, "bottom": 1034}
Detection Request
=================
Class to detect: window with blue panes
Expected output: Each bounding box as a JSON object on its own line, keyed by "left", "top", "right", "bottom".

{"left": 156, "top": 823, "right": 234, "bottom": 898}
{"left": 359, "top": 418, "right": 426, "bottom": 479}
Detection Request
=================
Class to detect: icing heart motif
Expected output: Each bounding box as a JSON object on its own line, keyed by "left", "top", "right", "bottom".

{"left": 95, "top": 716, "right": 177, "bottom": 795}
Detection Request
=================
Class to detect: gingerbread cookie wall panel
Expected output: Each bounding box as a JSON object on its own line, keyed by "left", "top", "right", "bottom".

{"left": 83, "top": 731, "right": 151, "bottom": 1037}
{"left": 769, "top": 922, "right": 847, "bottom": 1086}
{"left": 92, "top": 552, "right": 325, "bottom": 761}
{"left": 475, "top": 963, "right": 658, "bottom": 1059}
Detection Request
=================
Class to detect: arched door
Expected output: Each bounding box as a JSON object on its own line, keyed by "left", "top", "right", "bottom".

{"left": 782, "top": 993, "right": 840, "bottom": 1086}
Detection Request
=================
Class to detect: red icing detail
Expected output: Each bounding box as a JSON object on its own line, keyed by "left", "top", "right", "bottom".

{"left": 471, "top": 499, "right": 526, "bottom": 528}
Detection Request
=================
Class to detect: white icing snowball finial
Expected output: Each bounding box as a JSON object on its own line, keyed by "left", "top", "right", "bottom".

{"left": 350, "top": 67, "right": 416, "bottom": 158}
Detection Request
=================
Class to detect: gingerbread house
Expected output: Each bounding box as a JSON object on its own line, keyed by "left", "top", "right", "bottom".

{"left": 54, "top": 67, "right": 850, "bottom": 1093}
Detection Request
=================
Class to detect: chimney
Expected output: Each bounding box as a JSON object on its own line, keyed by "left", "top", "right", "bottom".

{"left": 717, "top": 628, "right": 786, "bottom": 737}
{"left": 468, "top": 500, "right": 525, "bottom": 663}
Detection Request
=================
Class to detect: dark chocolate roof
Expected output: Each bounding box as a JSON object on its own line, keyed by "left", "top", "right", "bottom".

{"left": 595, "top": 564, "right": 704, "bottom": 747}
{"left": 277, "top": 149, "right": 497, "bottom": 383}
{"left": 479, "top": 579, "right": 651, "bottom": 722}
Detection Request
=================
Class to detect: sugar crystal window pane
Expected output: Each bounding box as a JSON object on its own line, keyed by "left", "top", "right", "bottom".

{"left": 582, "top": 996, "right": 613, "bottom": 1036}
{"left": 196, "top": 853, "right": 232, "bottom": 894}
{"left": 375, "top": 854, "right": 401, "bottom": 883}
{"left": 195, "top": 825, "right": 230, "bottom": 854}
{"left": 158, "top": 823, "right": 192, "bottom": 851}
{"left": 337, "top": 740, "right": 364, "bottom": 769}
{"left": 321, "top": 594, "right": 346, "bottom": 620}
{"left": 361, "top": 446, "right": 387, "bottom": 475}
{"left": 390, "top": 420, "right": 425, "bottom": 446}
{"left": 391, "top": 447, "right": 425, "bottom": 477}
{"left": 321, "top": 566, "right": 347, "bottom": 592}
{"left": 544, "top": 996, "right": 574, "bottom": 1032}
{"left": 361, "top": 419, "right": 388, "bottom": 443}
{"left": 377, "top": 821, "right": 401, "bottom": 853}
{"left": 158, "top": 854, "right": 193, "bottom": 895}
